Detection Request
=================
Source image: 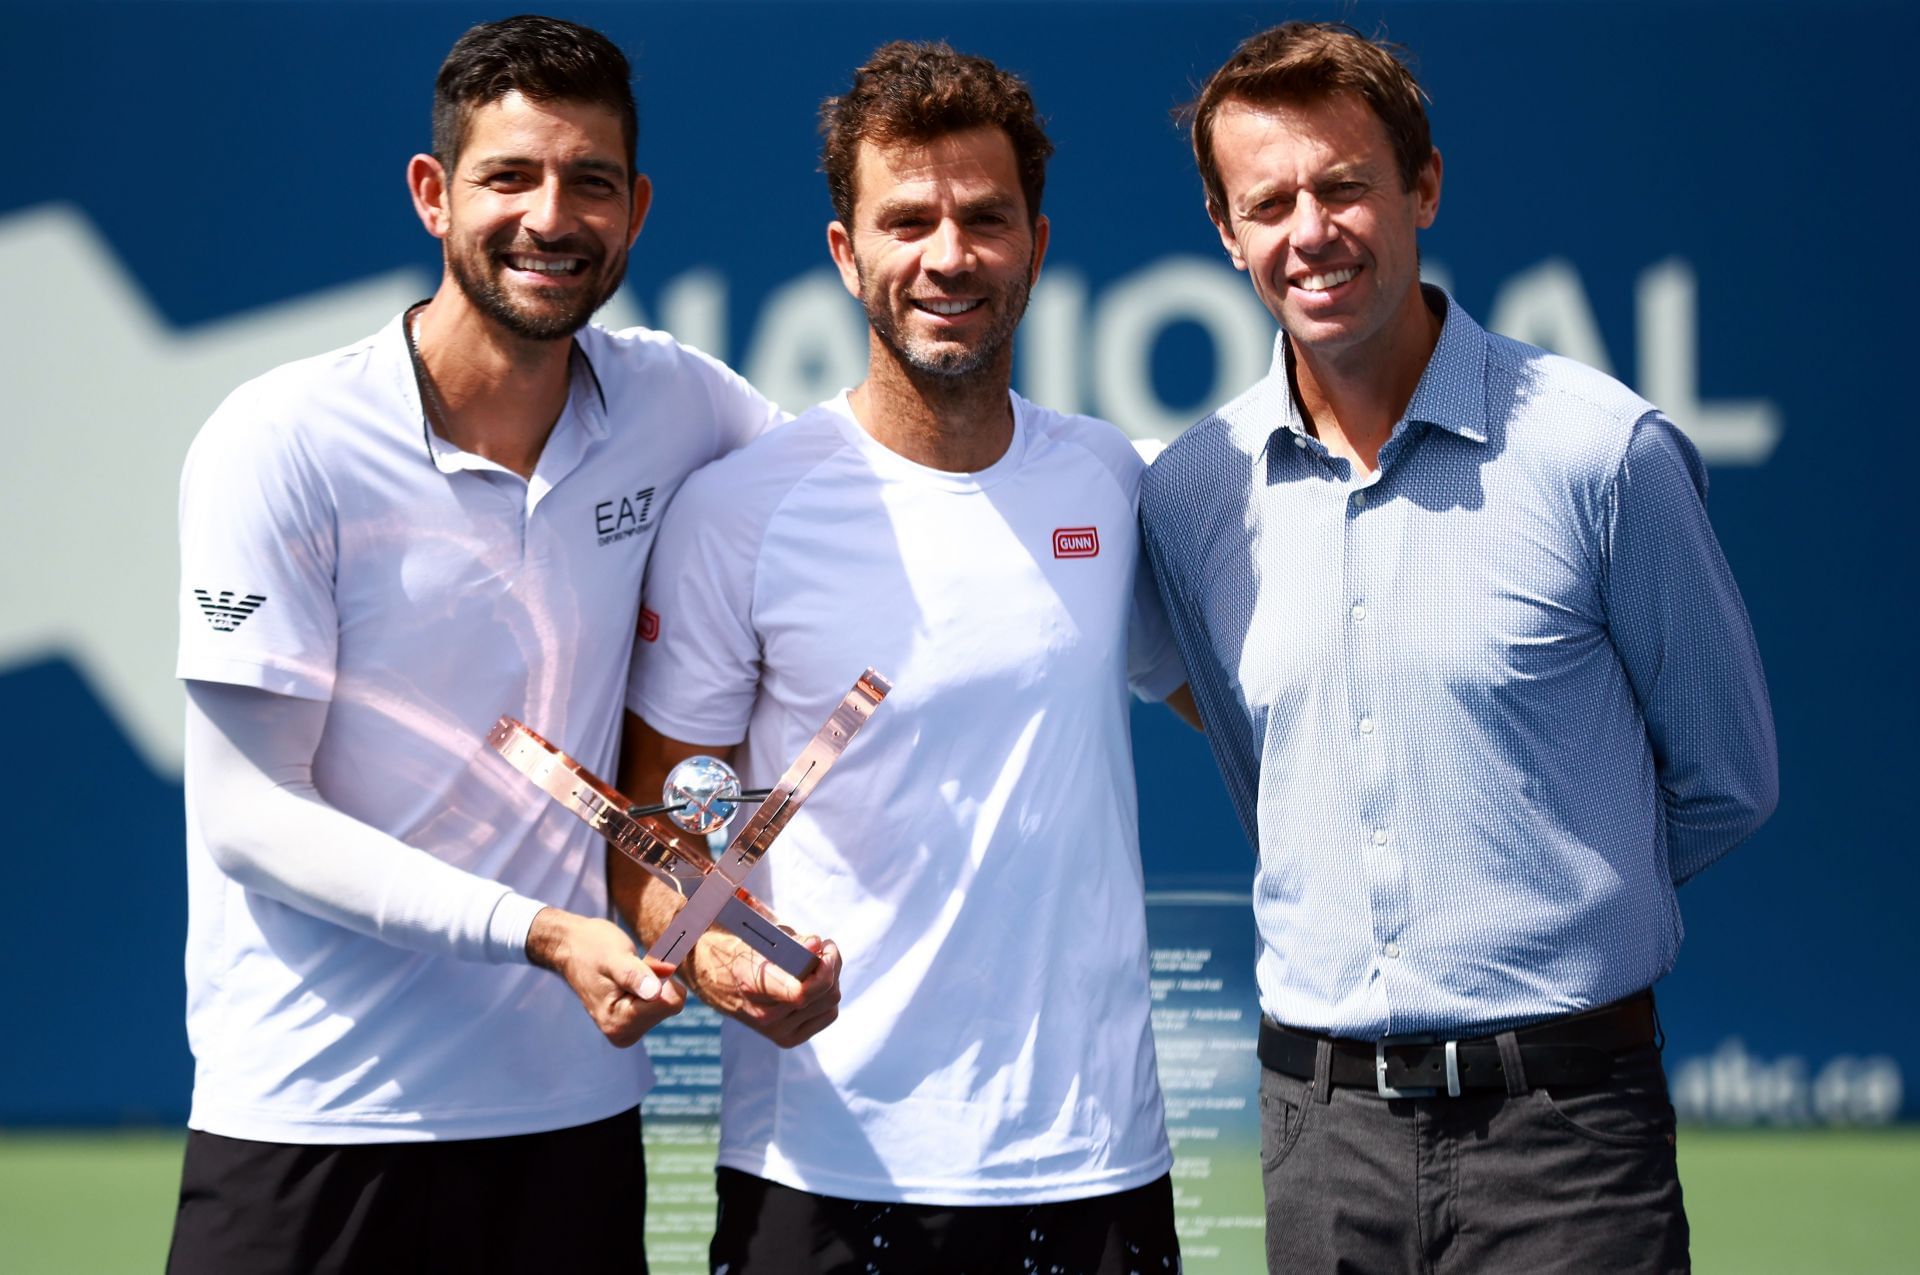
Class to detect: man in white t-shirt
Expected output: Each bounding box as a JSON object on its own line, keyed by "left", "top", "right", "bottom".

{"left": 618, "top": 41, "right": 1199, "bottom": 1273}
{"left": 166, "top": 17, "right": 814, "bottom": 1272}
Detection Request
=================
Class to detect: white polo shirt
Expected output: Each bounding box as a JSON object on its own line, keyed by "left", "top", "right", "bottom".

{"left": 176, "top": 314, "right": 781, "bottom": 1143}
{"left": 628, "top": 392, "right": 1185, "bottom": 1204}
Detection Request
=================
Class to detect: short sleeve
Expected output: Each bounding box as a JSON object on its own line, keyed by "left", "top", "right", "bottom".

{"left": 625, "top": 460, "right": 765, "bottom": 744}
{"left": 176, "top": 390, "right": 340, "bottom": 701}
{"left": 1047, "top": 412, "right": 1188, "bottom": 702}
{"left": 688, "top": 342, "right": 788, "bottom": 451}
{"left": 1127, "top": 535, "right": 1188, "bottom": 702}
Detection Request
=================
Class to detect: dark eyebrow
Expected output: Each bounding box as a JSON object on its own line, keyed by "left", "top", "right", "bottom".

{"left": 468, "top": 153, "right": 534, "bottom": 173}
{"left": 958, "top": 193, "right": 1019, "bottom": 216}
{"left": 869, "top": 192, "right": 1019, "bottom": 221}
{"left": 572, "top": 157, "right": 630, "bottom": 180}
{"left": 1239, "top": 161, "right": 1379, "bottom": 209}
{"left": 467, "top": 153, "right": 630, "bottom": 182}
{"left": 1319, "top": 162, "right": 1375, "bottom": 184}
{"left": 868, "top": 194, "right": 929, "bottom": 221}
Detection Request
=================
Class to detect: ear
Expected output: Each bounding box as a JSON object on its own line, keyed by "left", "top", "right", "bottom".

{"left": 626, "top": 173, "right": 653, "bottom": 248}
{"left": 827, "top": 220, "right": 861, "bottom": 300}
{"left": 1027, "top": 214, "right": 1051, "bottom": 286}
{"left": 408, "top": 154, "right": 451, "bottom": 240}
{"left": 1210, "top": 204, "right": 1247, "bottom": 272}
{"left": 1413, "top": 147, "right": 1442, "bottom": 230}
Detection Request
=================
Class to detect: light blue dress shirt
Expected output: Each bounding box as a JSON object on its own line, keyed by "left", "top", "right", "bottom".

{"left": 1140, "top": 288, "right": 1778, "bottom": 1040}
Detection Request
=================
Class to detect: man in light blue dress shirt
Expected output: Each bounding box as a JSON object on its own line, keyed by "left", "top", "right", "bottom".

{"left": 1140, "top": 22, "right": 1778, "bottom": 1273}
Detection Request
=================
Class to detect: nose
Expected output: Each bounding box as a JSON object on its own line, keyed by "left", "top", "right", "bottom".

{"left": 922, "top": 218, "right": 975, "bottom": 275}
{"left": 520, "top": 176, "right": 572, "bottom": 239}
{"left": 1290, "top": 193, "right": 1337, "bottom": 252}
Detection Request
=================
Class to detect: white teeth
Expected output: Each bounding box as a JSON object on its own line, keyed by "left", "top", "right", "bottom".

{"left": 918, "top": 299, "right": 981, "bottom": 315}
{"left": 508, "top": 256, "right": 578, "bottom": 275}
{"left": 1299, "top": 267, "right": 1359, "bottom": 291}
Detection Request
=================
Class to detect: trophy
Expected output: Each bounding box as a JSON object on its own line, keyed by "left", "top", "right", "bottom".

{"left": 487, "top": 669, "right": 891, "bottom": 978}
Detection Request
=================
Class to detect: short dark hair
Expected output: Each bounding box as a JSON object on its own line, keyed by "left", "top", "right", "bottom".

{"left": 1184, "top": 22, "right": 1433, "bottom": 219}
{"left": 433, "top": 15, "right": 638, "bottom": 173}
{"left": 819, "top": 41, "right": 1053, "bottom": 227}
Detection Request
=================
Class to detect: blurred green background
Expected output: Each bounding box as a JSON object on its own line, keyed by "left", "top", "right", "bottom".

{"left": 5, "top": 1127, "right": 1917, "bottom": 1273}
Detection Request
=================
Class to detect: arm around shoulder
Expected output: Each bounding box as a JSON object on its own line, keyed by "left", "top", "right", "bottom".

{"left": 685, "top": 341, "right": 789, "bottom": 448}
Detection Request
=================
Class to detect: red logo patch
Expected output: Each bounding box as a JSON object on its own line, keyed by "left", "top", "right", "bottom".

{"left": 1053, "top": 527, "right": 1100, "bottom": 559}
{"left": 639, "top": 608, "right": 660, "bottom": 642}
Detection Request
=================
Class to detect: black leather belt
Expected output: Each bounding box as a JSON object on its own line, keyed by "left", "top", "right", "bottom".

{"left": 1257, "top": 992, "right": 1656, "bottom": 1097}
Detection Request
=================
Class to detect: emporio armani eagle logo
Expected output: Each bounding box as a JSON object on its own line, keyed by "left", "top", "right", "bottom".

{"left": 194, "top": 589, "right": 266, "bottom": 633}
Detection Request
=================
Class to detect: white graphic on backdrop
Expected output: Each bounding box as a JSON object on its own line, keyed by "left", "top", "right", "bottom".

{"left": 1670, "top": 1039, "right": 1903, "bottom": 1126}
{"left": 1023, "top": 259, "right": 1276, "bottom": 441}
{"left": 643, "top": 251, "right": 1786, "bottom": 461}
{"left": 1486, "top": 257, "right": 1783, "bottom": 464}
{"left": 0, "top": 203, "right": 1786, "bottom": 775}
{"left": 0, "top": 205, "right": 430, "bottom": 774}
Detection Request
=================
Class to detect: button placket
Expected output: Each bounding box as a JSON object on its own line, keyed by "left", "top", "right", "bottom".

{"left": 1342, "top": 465, "right": 1405, "bottom": 997}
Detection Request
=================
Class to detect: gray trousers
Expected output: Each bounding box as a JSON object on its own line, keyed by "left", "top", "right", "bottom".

{"left": 1261, "top": 1041, "right": 1688, "bottom": 1274}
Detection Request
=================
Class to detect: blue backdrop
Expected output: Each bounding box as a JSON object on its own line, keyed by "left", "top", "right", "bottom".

{"left": 3, "top": 0, "right": 1913, "bottom": 1125}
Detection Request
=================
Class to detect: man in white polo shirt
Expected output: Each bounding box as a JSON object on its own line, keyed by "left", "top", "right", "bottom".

{"left": 618, "top": 42, "right": 1198, "bottom": 1273}
{"left": 166, "top": 17, "right": 816, "bottom": 1272}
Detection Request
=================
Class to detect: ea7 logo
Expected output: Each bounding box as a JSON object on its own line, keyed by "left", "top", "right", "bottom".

{"left": 194, "top": 589, "right": 266, "bottom": 633}
{"left": 596, "top": 487, "right": 657, "bottom": 545}
{"left": 1053, "top": 527, "right": 1100, "bottom": 558}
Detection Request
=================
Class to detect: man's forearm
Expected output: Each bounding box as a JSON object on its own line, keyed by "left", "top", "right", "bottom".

{"left": 609, "top": 850, "right": 689, "bottom": 945}
{"left": 612, "top": 710, "right": 840, "bottom": 1045}
{"left": 612, "top": 709, "right": 739, "bottom": 943}
{"left": 1166, "top": 683, "right": 1203, "bottom": 730}
{"left": 189, "top": 680, "right": 547, "bottom": 964}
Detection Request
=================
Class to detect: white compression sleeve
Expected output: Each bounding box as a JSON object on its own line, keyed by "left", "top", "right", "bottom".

{"left": 186, "top": 680, "right": 549, "bottom": 964}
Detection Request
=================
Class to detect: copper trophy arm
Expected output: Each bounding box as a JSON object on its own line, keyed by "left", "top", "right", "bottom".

{"left": 486, "top": 666, "right": 891, "bottom": 980}
{"left": 485, "top": 716, "right": 815, "bottom": 976}
{"left": 643, "top": 668, "right": 892, "bottom": 971}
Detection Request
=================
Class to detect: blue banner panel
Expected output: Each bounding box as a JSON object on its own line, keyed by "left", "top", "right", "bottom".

{"left": 2, "top": 0, "right": 1913, "bottom": 1143}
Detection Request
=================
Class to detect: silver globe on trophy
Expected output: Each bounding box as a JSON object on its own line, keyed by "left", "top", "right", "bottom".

{"left": 487, "top": 669, "right": 891, "bottom": 978}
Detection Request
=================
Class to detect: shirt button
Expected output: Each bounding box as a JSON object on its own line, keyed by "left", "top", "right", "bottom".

{"left": 1351, "top": 603, "right": 1367, "bottom": 621}
{"left": 1373, "top": 828, "right": 1389, "bottom": 846}
{"left": 1359, "top": 716, "right": 1375, "bottom": 734}
{"left": 1352, "top": 489, "right": 1368, "bottom": 507}
{"left": 1293, "top": 434, "right": 1307, "bottom": 449}
{"left": 1384, "top": 943, "right": 1402, "bottom": 959}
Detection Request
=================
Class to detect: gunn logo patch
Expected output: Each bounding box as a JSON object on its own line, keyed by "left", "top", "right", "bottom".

{"left": 1052, "top": 527, "right": 1100, "bottom": 559}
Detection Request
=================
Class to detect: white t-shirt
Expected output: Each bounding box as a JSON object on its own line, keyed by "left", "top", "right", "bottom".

{"left": 176, "top": 315, "right": 781, "bottom": 1143}
{"left": 627, "top": 391, "right": 1185, "bottom": 1204}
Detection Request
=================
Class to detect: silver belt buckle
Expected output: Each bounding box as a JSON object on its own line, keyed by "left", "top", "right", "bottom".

{"left": 1375, "top": 1039, "right": 1462, "bottom": 1098}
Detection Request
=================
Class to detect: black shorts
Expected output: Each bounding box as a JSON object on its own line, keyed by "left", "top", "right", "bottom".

{"left": 710, "top": 1166, "right": 1180, "bottom": 1275}
{"left": 166, "top": 1107, "right": 648, "bottom": 1274}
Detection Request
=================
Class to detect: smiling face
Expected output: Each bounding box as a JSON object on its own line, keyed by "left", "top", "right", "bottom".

{"left": 828, "top": 126, "right": 1048, "bottom": 382}
{"left": 420, "top": 91, "right": 650, "bottom": 342}
{"left": 1209, "top": 92, "right": 1440, "bottom": 373}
